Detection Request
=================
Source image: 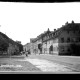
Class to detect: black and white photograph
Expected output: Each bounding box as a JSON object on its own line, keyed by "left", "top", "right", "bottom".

{"left": 0, "top": 1, "right": 80, "bottom": 74}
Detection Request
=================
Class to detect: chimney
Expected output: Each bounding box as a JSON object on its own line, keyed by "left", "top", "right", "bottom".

{"left": 54, "top": 29, "right": 56, "bottom": 31}
{"left": 72, "top": 20, "right": 74, "bottom": 24}
{"left": 48, "top": 28, "right": 50, "bottom": 31}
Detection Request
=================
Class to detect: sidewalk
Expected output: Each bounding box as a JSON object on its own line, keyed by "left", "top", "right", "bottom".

{"left": 28, "top": 54, "right": 80, "bottom": 72}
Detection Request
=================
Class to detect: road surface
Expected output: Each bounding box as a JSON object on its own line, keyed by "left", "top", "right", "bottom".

{"left": 18, "top": 58, "right": 75, "bottom": 72}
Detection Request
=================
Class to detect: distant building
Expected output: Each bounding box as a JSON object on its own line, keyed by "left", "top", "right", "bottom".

{"left": 30, "top": 28, "right": 52, "bottom": 54}
{"left": 16, "top": 41, "right": 21, "bottom": 44}
{"left": 23, "top": 43, "right": 30, "bottom": 52}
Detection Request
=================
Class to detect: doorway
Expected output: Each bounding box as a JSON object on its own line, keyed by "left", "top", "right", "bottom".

{"left": 49, "top": 45, "right": 53, "bottom": 54}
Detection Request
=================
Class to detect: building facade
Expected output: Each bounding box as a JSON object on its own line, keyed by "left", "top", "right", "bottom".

{"left": 23, "top": 43, "right": 30, "bottom": 52}
{"left": 25, "top": 21, "right": 80, "bottom": 56}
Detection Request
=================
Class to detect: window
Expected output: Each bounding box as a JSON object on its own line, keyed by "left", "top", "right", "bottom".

{"left": 76, "top": 37, "right": 79, "bottom": 42}
{"left": 60, "top": 46, "right": 64, "bottom": 52}
{"left": 61, "top": 38, "right": 64, "bottom": 43}
{"left": 67, "top": 48, "right": 70, "bottom": 52}
{"left": 73, "top": 30, "right": 75, "bottom": 33}
{"left": 79, "top": 31, "right": 80, "bottom": 34}
{"left": 71, "top": 37, "right": 76, "bottom": 42}
{"left": 67, "top": 37, "right": 70, "bottom": 42}
{"left": 67, "top": 31, "right": 69, "bottom": 34}
{"left": 62, "top": 48, "right": 64, "bottom": 52}
{"left": 79, "top": 37, "right": 80, "bottom": 42}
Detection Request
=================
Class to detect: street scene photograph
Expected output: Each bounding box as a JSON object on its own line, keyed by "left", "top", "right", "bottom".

{"left": 0, "top": 2, "right": 80, "bottom": 74}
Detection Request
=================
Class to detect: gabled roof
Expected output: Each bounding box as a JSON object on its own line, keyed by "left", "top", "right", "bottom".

{"left": 36, "top": 28, "right": 52, "bottom": 40}
{"left": 43, "top": 21, "right": 80, "bottom": 41}
{"left": 30, "top": 21, "right": 80, "bottom": 42}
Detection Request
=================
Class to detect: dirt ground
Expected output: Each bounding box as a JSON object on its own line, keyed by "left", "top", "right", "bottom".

{"left": 0, "top": 57, "right": 41, "bottom": 72}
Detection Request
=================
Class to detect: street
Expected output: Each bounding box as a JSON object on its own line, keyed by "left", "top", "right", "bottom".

{"left": 18, "top": 58, "right": 73, "bottom": 72}
{"left": 0, "top": 54, "right": 79, "bottom": 73}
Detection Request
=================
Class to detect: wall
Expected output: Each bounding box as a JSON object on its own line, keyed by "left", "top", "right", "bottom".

{"left": 58, "top": 30, "right": 80, "bottom": 55}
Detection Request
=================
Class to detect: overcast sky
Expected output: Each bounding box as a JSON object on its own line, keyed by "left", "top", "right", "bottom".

{"left": 0, "top": 2, "right": 80, "bottom": 45}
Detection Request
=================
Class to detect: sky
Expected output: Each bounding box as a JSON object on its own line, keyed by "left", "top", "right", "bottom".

{"left": 0, "top": 2, "right": 80, "bottom": 45}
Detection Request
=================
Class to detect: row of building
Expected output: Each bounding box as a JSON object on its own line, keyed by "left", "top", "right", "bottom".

{"left": 23, "top": 21, "right": 80, "bottom": 55}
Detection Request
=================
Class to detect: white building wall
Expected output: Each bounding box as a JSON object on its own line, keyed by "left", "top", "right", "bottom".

{"left": 46, "top": 40, "right": 53, "bottom": 54}
{"left": 42, "top": 42, "right": 47, "bottom": 54}
{"left": 52, "top": 38, "right": 59, "bottom": 55}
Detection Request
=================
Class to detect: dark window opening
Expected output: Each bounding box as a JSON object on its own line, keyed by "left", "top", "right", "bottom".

{"left": 76, "top": 37, "right": 79, "bottom": 42}
{"left": 67, "top": 31, "right": 69, "bottom": 34}
{"left": 71, "top": 38, "right": 76, "bottom": 42}
{"left": 67, "top": 48, "right": 70, "bottom": 52}
{"left": 79, "top": 38, "right": 80, "bottom": 42}
{"left": 61, "top": 38, "right": 64, "bottom": 43}
{"left": 67, "top": 37, "right": 70, "bottom": 42}
{"left": 73, "top": 30, "right": 75, "bottom": 33}
{"left": 79, "top": 31, "right": 80, "bottom": 34}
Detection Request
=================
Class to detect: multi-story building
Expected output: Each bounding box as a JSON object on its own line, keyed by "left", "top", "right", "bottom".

{"left": 29, "top": 38, "right": 36, "bottom": 54}
{"left": 58, "top": 21, "right": 80, "bottom": 55}
{"left": 23, "top": 43, "right": 30, "bottom": 52}
{"left": 42, "top": 21, "right": 80, "bottom": 55}
{"left": 30, "top": 34, "right": 43, "bottom": 54}
{"left": 29, "top": 28, "right": 52, "bottom": 54}
{"left": 25, "top": 20, "right": 80, "bottom": 56}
